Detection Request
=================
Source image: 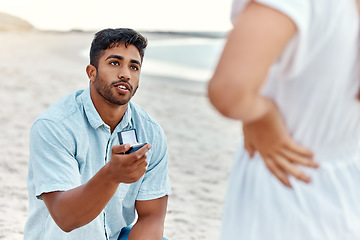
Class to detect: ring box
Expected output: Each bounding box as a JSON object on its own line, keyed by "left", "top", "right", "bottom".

{"left": 117, "top": 129, "right": 147, "bottom": 154}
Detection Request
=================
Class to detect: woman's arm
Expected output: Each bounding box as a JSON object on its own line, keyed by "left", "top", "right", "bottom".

{"left": 208, "top": 1, "right": 318, "bottom": 187}
{"left": 209, "top": 1, "right": 296, "bottom": 122}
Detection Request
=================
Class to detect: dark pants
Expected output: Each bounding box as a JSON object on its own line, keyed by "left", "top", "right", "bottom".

{"left": 118, "top": 226, "right": 168, "bottom": 240}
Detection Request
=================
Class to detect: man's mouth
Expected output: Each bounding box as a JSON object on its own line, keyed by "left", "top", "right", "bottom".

{"left": 118, "top": 85, "right": 127, "bottom": 90}
{"left": 114, "top": 82, "right": 131, "bottom": 92}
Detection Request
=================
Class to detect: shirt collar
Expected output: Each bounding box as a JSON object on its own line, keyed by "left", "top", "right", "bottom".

{"left": 81, "top": 87, "right": 133, "bottom": 131}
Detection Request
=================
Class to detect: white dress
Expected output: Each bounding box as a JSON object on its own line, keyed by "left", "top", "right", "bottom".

{"left": 221, "top": 0, "right": 360, "bottom": 239}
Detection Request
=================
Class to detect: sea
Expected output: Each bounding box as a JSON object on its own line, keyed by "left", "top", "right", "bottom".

{"left": 81, "top": 31, "right": 227, "bottom": 82}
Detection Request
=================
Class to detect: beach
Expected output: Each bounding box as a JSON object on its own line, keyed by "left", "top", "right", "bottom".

{"left": 0, "top": 30, "right": 240, "bottom": 239}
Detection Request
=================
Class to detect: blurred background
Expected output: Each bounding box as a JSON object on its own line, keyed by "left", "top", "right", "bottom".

{"left": 0, "top": 0, "right": 234, "bottom": 82}
{"left": 0, "top": 0, "right": 233, "bottom": 32}
{"left": 0, "top": 1, "right": 240, "bottom": 239}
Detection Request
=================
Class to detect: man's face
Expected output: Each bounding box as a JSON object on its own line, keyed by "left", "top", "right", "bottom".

{"left": 93, "top": 44, "right": 142, "bottom": 106}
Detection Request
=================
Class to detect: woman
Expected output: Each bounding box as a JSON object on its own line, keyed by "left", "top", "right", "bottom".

{"left": 208, "top": 0, "right": 360, "bottom": 239}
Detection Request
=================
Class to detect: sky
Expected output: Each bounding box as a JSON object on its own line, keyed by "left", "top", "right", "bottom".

{"left": 0, "top": 0, "right": 233, "bottom": 32}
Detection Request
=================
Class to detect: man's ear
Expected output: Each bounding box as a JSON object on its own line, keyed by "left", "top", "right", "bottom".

{"left": 86, "top": 65, "right": 97, "bottom": 83}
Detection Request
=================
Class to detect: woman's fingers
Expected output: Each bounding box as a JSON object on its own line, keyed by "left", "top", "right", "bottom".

{"left": 244, "top": 139, "right": 256, "bottom": 158}
{"left": 275, "top": 155, "right": 312, "bottom": 183}
{"left": 263, "top": 157, "right": 292, "bottom": 188}
{"left": 264, "top": 152, "right": 314, "bottom": 187}
{"left": 281, "top": 147, "right": 319, "bottom": 168}
{"left": 285, "top": 137, "right": 314, "bottom": 158}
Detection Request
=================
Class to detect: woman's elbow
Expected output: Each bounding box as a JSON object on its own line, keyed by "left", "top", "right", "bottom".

{"left": 208, "top": 78, "right": 248, "bottom": 119}
{"left": 208, "top": 95, "right": 234, "bottom": 118}
{"left": 208, "top": 78, "right": 226, "bottom": 114}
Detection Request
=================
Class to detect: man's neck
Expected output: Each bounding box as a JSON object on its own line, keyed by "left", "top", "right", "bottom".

{"left": 90, "top": 86, "right": 128, "bottom": 133}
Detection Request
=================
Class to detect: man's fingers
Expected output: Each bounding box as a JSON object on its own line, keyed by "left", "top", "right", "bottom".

{"left": 130, "top": 143, "right": 152, "bottom": 158}
{"left": 133, "top": 152, "right": 149, "bottom": 168}
{"left": 112, "top": 143, "right": 151, "bottom": 156}
{"left": 108, "top": 144, "right": 152, "bottom": 184}
{"left": 112, "top": 144, "right": 131, "bottom": 154}
{"left": 138, "top": 159, "right": 148, "bottom": 169}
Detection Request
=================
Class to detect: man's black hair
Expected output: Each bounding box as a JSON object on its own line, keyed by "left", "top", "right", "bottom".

{"left": 89, "top": 28, "right": 148, "bottom": 68}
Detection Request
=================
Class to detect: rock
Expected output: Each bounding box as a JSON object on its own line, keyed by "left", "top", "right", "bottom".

{"left": 0, "top": 12, "right": 34, "bottom": 31}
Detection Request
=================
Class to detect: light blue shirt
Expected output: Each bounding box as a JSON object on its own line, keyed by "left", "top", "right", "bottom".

{"left": 24, "top": 87, "right": 171, "bottom": 240}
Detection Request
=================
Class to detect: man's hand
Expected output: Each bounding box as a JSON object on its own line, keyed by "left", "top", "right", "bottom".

{"left": 108, "top": 143, "right": 151, "bottom": 184}
{"left": 243, "top": 101, "right": 319, "bottom": 188}
{"left": 42, "top": 143, "right": 152, "bottom": 232}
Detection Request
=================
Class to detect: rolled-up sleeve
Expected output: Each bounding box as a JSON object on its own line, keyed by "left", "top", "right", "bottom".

{"left": 29, "top": 119, "right": 81, "bottom": 199}
{"left": 135, "top": 126, "right": 171, "bottom": 201}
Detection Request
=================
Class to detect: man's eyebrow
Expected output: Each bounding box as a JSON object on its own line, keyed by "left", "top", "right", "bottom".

{"left": 106, "top": 55, "right": 124, "bottom": 61}
{"left": 130, "top": 59, "right": 141, "bottom": 66}
{"left": 105, "top": 55, "right": 141, "bottom": 66}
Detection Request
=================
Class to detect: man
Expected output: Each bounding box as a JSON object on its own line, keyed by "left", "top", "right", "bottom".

{"left": 24, "top": 28, "right": 171, "bottom": 240}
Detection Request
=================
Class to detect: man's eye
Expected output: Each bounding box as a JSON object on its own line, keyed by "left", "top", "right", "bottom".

{"left": 110, "top": 61, "right": 119, "bottom": 66}
{"left": 131, "top": 65, "right": 139, "bottom": 71}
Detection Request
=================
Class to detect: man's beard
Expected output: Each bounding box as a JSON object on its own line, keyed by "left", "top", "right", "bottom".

{"left": 94, "top": 73, "right": 138, "bottom": 106}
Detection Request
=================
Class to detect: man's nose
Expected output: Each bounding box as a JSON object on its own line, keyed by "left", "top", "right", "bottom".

{"left": 118, "top": 67, "right": 130, "bottom": 80}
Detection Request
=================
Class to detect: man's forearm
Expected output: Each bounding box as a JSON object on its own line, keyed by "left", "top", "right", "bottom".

{"left": 128, "top": 216, "right": 165, "bottom": 240}
{"left": 42, "top": 163, "right": 119, "bottom": 232}
{"left": 42, "top": 143, "right": 150, "bottom": 232}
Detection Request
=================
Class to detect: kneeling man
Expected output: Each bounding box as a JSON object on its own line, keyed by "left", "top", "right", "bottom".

{"left": 24, "top": 28, "right": 171, "bottom": 240}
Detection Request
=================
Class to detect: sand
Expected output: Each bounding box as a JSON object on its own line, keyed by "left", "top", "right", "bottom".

{"left": 0, "top": 30, "right": 240, "bottom": 240}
